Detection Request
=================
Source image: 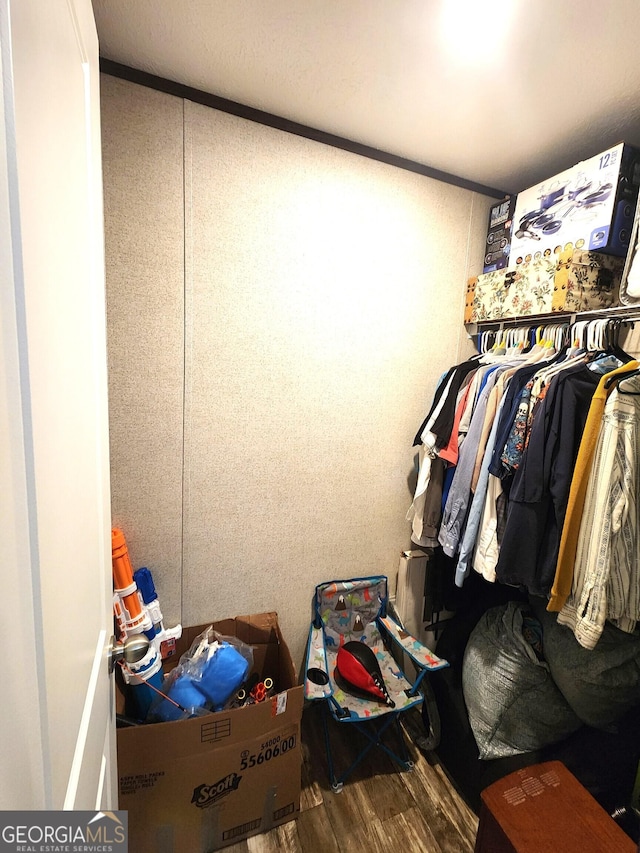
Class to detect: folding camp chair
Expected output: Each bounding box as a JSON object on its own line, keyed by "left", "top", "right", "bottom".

{"left": 303, "top": 575, "right": 448, "bottom": 792}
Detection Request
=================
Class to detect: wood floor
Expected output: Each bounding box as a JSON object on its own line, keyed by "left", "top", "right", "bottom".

{"left": 226, "top": 703, "right": 479, "bottom": 853}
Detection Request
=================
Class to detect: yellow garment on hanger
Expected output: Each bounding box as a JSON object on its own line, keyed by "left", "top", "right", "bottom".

{"left": 548, "top": 359, "right": 640, "bottom": 612}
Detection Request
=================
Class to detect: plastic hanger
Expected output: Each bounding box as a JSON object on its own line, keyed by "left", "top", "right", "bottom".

{"left": 605, "top": 318, "right": 635, "bottom": 364}
{"left": 593, "top": 319, "right": 635, "bottom": 381}
{"left": 613, "top": 368, "right": 640, "bottom": 394}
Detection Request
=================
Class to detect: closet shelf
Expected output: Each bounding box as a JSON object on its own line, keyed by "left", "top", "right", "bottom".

{"left": 465, "top": 302, "right": 640, "bottom": 336}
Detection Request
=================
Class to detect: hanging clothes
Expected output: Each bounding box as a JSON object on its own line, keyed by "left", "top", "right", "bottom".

{"left": 494, "top": 361, "right": 599, "bottom": 596}
{"left": 407, "top": 317, "right": 640, "bottom": 652}
{"left": 454, "top": 390, "right": 510, "bottom": 587}
{"left": 407, "top": 368, "right": 460, "bottom": 545}
{"left": 439, "top": 374, "right": 476, "bottom": 466}
{"left": 410, "top": 330, "right": 553, "bottom": 558}
{"left": 487, "top": 361, "right": 553, "bottom": 480}
{"left": 548, "top": 360, "right": 640, "bottom": 611}
{"left": 557, "top": 374, "right": 640, "bottom": 648}
{"left": 412, "top": 359, "right": 479, "bottom": 449}
{"left": 475, "top": 354, "right": 563, "bottom": 582}
{"left": 439, "top": 363, "right": 512, "bottom": 557}
{"left": 408, "top": 356, "right": 482, "bottom": 545}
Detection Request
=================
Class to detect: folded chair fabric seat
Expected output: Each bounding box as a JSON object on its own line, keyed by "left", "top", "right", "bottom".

{"left": 303, "top": 575, "right": 448, "bottom": 791}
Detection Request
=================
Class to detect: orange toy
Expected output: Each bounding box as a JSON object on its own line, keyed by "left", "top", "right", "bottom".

{"left": 112, "top": 528, "right": 149, "bottom": 637}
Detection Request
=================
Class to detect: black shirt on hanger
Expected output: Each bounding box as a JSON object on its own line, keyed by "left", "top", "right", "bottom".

{"left": 495, "top": 362, "right": 599, "bottom": 596}
{"left": 412, "top": 358, "right": 480, "bottom": 448}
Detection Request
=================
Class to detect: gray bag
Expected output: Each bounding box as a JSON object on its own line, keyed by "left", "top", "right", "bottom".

{"left": 462, "top": 602, "right": 582, "bottom": 759}
{"left": 533, "top": 602, "right": 640, "bottom": 731}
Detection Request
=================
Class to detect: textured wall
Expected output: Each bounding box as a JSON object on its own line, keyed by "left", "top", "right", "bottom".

{"left": 102, "top": 75, "right": 493, "bottom": 667}
{"left": 101, "top": 75, "right": 184, "bottom": 624}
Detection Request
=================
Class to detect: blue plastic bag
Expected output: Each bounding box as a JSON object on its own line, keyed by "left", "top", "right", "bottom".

{"left": 150, "top": 626, "right": 254, "bottom": 722}
{"left": 198, "top": 642, "right": 250, "bottom": 708}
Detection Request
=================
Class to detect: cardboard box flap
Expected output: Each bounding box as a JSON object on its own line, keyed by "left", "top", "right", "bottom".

{"left": 234, "top": 612, "right": 280, "bottom": 644}
{"left": 175, "top": 613, "right": 279, "bottom": 655}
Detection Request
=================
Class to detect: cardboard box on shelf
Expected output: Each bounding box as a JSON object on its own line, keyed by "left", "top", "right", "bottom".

{"left": 464, "top": 276, "right": 477, "bottom": 324}
{"left": 116, "top": 612, "right": 303, "bottom": 853}
{"left": 468, "top": 248, "right": 623, "bottom": 323}
{"left": 511, "top": 142, "right": 640, "bottom": 265}
{"left": 483, "top": 196, "right": 515, "bottom": 273}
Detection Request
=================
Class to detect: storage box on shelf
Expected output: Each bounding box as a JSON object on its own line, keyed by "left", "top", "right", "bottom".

{"left": 483, "top": 195, "right": 515, "bottom": 273}
{"left": 116, "top": 612, "right": 303, "bottom": 853}
{"left": 510, "top": 142, "right": 640, "bottom": 265}
{"left": 466, "top": 248, "right": 623, "bottom": 324}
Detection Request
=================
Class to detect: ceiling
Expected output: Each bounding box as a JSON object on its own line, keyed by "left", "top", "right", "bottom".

{"left": 91, "top": 0, "right": 640, "bottom": 195}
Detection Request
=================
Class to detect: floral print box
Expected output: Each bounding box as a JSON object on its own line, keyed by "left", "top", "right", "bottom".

{"left": 466, "top": 249, "right": 623, "bottom": 323}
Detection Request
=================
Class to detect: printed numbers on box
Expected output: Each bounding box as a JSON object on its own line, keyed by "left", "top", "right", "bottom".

{"left": 239, "top": 734, "right": 297, "bottom": 770}
{"left": 599, "top": 150, "right": 618, "bottom": 169}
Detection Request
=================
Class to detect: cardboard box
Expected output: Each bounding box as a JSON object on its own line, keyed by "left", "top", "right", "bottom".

{"left": 483, "top": 196, "right": 515, "bottom": 272}
{"left": 511, "top": 142, "right": 640, "bottom": 265}
{"left": 468, "top": 248, "right": 622, "bottom": 322}
{"left": 464, "top": 276, "right": 476, "bottom": 324}
{"left": 117, "top": 612, "right": 303, "bottom": 853}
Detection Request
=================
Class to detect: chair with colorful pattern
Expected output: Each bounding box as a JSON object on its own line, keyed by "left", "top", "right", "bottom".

{"left": 303, "top": 575, "right": 448, "bottom": 792}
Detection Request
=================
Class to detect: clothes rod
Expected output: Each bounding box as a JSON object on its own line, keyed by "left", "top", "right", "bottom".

{"left": 465, "top": 304, "right": 640, "bottom": 336}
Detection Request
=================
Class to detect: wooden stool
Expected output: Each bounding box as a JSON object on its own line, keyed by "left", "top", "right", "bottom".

{"left": 474, "top": 760, "right": 636, "bottom": 853}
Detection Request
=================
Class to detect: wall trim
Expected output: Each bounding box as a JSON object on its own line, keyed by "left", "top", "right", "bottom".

{"left": 99, "top": 58, "right": 505, "bottom": 200}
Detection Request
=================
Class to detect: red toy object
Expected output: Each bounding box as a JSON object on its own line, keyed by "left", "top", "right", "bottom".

{"left": 336, "top": 641, "right": 395, "bottom": 707}
{"left": 248, "top": 677, "right": 274, "bottom": 704}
